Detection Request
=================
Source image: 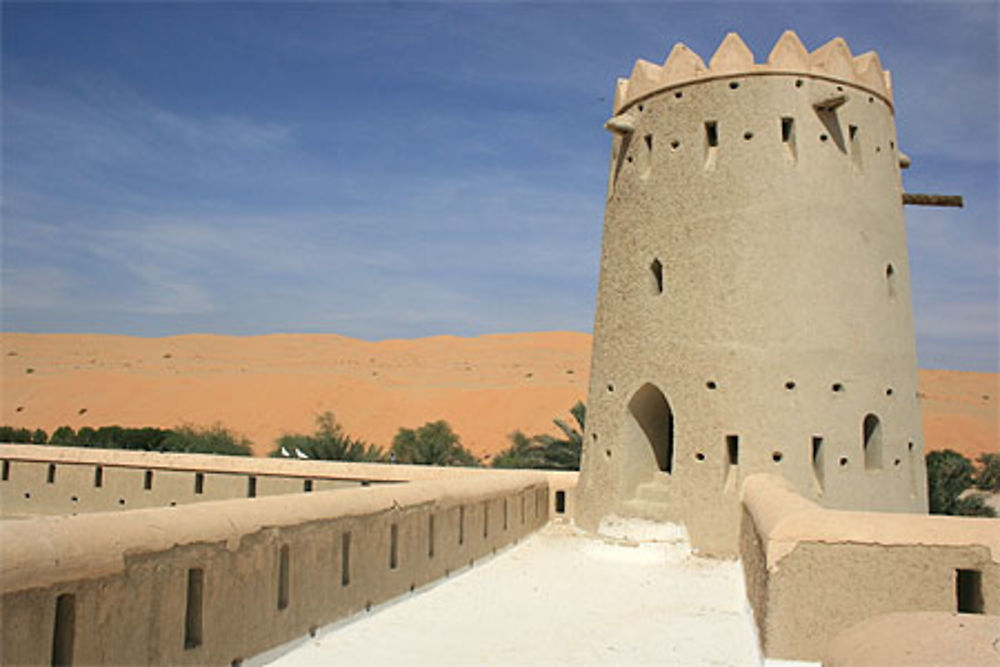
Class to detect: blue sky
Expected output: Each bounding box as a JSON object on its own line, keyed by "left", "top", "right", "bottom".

{"left": 2, "top": 2, "right": 997, "bottom": 372}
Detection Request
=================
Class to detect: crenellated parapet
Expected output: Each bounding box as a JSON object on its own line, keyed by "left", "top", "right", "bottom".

{"left": 614, "top": 31, "right": 893, "bottom": 114}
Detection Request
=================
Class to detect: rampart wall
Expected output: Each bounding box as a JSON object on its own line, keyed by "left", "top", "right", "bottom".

{"left": 740, "top": 473, "right": 999, "bottom": 661}
{"left": 0, "top": 448, "right": 571, "bottom": 665}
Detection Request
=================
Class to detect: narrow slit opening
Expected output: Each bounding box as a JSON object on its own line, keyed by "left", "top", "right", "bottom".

{"left": 184, "top": 569, "right": 204, "bottom": 650}
{"left": 51, "top": 593, "right": 75, "bottom": 667}
{"left": 555, "top": 490, "right": 566, "bottom": 514}
{"left": 47, "top": 463, "right": 56, "bottom": 484}
{"left": 144, "top": 470, "right": 153, "bottom": 491}
{"left": 247, "top": 476, "right": 257, "bottom": 498}
{"left": 812, "top": 436, "right": 825, "bottom": 491}
{"left": 389, "top": 524, "right": 398, "bottom": 570}
{"left": 94, "top": 466, "right": 103, "bottom": 488}
{"left": 2, "top": 460, "right": 9, "bottom": 481}
{"left": 341, "top": 532, "right": 351, "bottom": 586}
{"left": 727, "top": 435, "right": 739, "bottom": 466}
{"left": 503, "top": 498, "right": 508, "bottom": 531}
{"left": 483, "top": 502, "right": 489, "bottom": 538}
{"left": 277, "top": 545, "right": 290, "bottom": 610}
{"left": 428, "top": 514, "right": 435, "bottom": 558}
{"left": 650, "top": 258, "right": 664, "bottom": 295}
{"left": 194, "top": 473, "right": 204, "bottom": 495}
{"left": 303, "top": 479, "right": 313, "bottom": 493}
{"left": 705, "top": 121, "right": 718, "bottom": 147}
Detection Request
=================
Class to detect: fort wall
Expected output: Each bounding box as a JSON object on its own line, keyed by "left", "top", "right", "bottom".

{"left": 0, "top": 449, "right": 565, "bottom": 665}
{"left": 740, "top": 473, "right": 999, "bottom": 661}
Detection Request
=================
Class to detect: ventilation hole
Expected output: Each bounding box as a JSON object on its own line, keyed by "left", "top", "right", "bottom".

{"left": 832, "top": 383, "right": 844, "bottom": 393}
{"left": 170, "top": 501, "right": 177, "bottom": 506}
{"left": 743, "top": 131, "right": 753, "bottom": 140}
{"left": 839, "top": 456, "right": 849, "bottom": 467}
{"left": 144, "top": 470, "right": 153, "bottom": 491}
{"left": 47, "top": 464, "right": 56, "bottom": 484}
{"left": 886, "top": 263, "right": 896, "bottom": 298}
{"left": 650, "top": 258, "right": 664, "bottom": 295}
{"left": 637, "top": 104, "right": 644, "bottom": 112}
{"left": 194, "top": 473, "right": 205, "bottom": 494}
{"left": 309, "top": 626, "right": 318, "bottom": 638}
{"left": 94, "top": 466, "right": 103, "bottom": 488}
{"left": 607, "top": 383, "right": 615, "bottom": 393}
{"left": 908, "top": 441, "right": 915, "bottom": 452}
{"left": 886, "top": 388, "right": 894, "bottom": 396}
{"left": 726, "top": 435, "right": 739, "bottom": 466}
{"left": 341, "top": 532, "right": 351, "bottom": 586}
{"left": 247, "top": 476, "right": 257, "bottom": 498}
{"left": 24, "top": 492, "right": 30, "bottom": 499}
{"left": 729, "top": 81, "right": 740, "bottom": 90}
{"left": 820, "top": 134, "right": 829, "bottom": 142}
{"left": 772, "top": 451, "right": 783, "bottom": 463}
{"left": 705, "top": 121, "right": 719, "bottom": 147}
{"left": 875, "top": 146, "right": 881, "bottom": 153}
{"left": 695, "top": 452, "right": 705, "bottom": 461}
{"left": 890, "top": 141, "right": 895, "bottom": 149}
{"left": 644, "top": 134, "right": 653, "bottom": 151}
{"left": 118, "top": 498, "right": 125, "bottom": 505}
{"left": 836, "top": 85, "right": 844, "bottom": 92}
{"left": 277, "top": 545, "right": 290, "bottom": 610}
{"left": 785, "top": 381, "right": 796, "bottom": 390}
{"left": 52, "top": 594, "right": 76, "bottom": 666}
{"left": 428, "top": 514, "right": 435, "bottom": 559}
{"left": 674, "top": 91, "right": 683, "bottom": 99}
{"left": 555, "top": 491, "right": 566, "bottom": 514}
{"left": 184, "top": 569, "right": 204, "bottom": 649}
{"left": 894, "top": 458, "right": 902, "bottom": 466}
{"left": 626, "top": 156, "right": 633, "bottom": 163}
{"left": 706, "top": 381, "right": 717, "bottom": 390}
{"left": 71, "top": 496, "right": 78, "bottom": 502}
{"left": 389, "top": 524, "right": 398, "bottom": 570}
{"left": 483, "top": 502, "right": 489, "bottom": 538}
{"left": 591, "top": 432, "right": 598, "bottom": 442}
{"left": 1, "top": 460, "right": 8, "bottom": 481}
{"left": 605, "top": 449, "right": 612, "bottom": 459}
{"left": 868, "top": 96, "right": 874, "bottom": 103}
{"left": 670, "top": 139, "right": 680, "bottom": 150}
{"left": 503, "top": 498, "right": 509, "bottom": 531}
{"left": 956, "top": 569, "right": 984, "bottom": 613}
{"left": 781, "top": 117, "right": 794, "bottom": 143}
{"left": 795, "top": 79, "right": 803, "bottom": 88}
{"left": 303, "top": 479, "right": 313, "bottom": 493}
{"left": 459, "top": 506, "right": 465, "bottom": 545}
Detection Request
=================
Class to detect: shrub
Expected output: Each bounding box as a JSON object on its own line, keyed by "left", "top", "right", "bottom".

{"left": 160, "top": 423, "right": 252, "bottom": 456}
{"left": 926, "top": 450, "right": 995, "bottom": 517}
{"left": 975, "top": 453, "right": 1000, "bottom": 492}
{"left": 270, "top": 412, "right": 384, "bottom": 462}
{"left": 391, "top": 420, "right": 479, "bottom": 467}
{"left": 50, "top": 426, "right": 77, "bottom": 445}
{"left": 30, "top": 428, "right": 48, "bottom": 444}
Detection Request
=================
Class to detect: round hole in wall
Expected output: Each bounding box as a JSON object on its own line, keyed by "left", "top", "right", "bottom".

{"left": 908, "top": 441, "right": 915, "bottom": 452}
{"left": 832, "top": 383, "right": 844, "bottom": 393}
{"left": 795, "top": 79, "right": 803, "bottom": 88}
{"left": 674, "top": 91, "right": 683, "bottom": 99}
{"left": 118, "top": 498, "right": 125, "bottom": 505}
{"left": 886, "top": 388, "right": 894, "bottom": 396}
{"left": 890, "top": 141, "right": 895, "bottom": 149}
{"left": 875, "top": 146, "right": 881, "bottom": 153}
{"left": 637, "top": 104, "right": 644, "bottom": 112}
{"left": 706, "top": 380, "right": 717, "bottom": 390}
{"left": 309, "top": 626, "right": 318, "bottom": 638}
{"left": 410, "top": 584, "right": 416, "bottom": 593}
{"left": 868, "top": 96, "right": 874, "bottom": 103}
{"left": 170, "top": 501, "right": 177, "bottom": 506}
{"left": 591, "top": 432, "right": 598, "bottom": 442}
{"left": 894, "top": 458, "right": 902, "bottom": 467}
{"left": 670, "top": 139, "right": 680, "bottom": 150}
{"left": 627, "top": 156, "right": 633, "bottom": 163}
{"left": 839, "top": 456, "right": 849, "bottom": 467}
{"left": 743, "top": 131, "right": 754, "bottom": 140}
{"left": 785, "top": 381, "right": 796, "bottom": 390}
{"left": 729, "top": 81, "right": 740, "bottom": 90}
{"left": 23, "top": 492, "right": 30, "bottom": 499}
{"left": 366, "top": 602, "right": 372, "bottom": 612}
{"left": 605, "top": 449, "right": 612, "bottom": 459}
{"left": 836, "top": 85, "right": 844, "bottom": 92}
{"left": 820, "top": 134, "right": 829, "bottom": 142}
{"left": 607, "top": 383, "right": 615, "bottom": 393}
{"left": 15, "top": 406, "right": 23, "bottom": 412}
{"left": 71, "top": 496, "right": 78, "bottom": 502}
{"left": 695, "top": 452, "right": 706, "bottom": 462}
{"left": 772, "top": 451, "right": 783, "bottom": 463}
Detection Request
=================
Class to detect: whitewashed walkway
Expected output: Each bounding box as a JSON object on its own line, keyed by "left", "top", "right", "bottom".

{"left": 259, "top": 521, "right": 796, "bottom": 666}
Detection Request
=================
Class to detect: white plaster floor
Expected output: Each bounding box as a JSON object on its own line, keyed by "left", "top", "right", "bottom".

{"left": 263, "top": 521, "right": 813, "bottom": 667}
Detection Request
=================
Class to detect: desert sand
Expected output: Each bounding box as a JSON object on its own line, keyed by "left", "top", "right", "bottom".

{"left": 1, "top": 332, "right": 996, "bottom": 461}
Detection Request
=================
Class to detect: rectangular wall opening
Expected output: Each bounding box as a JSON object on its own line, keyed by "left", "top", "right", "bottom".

{"left": 184, "top": 569, "right": 204, "bottom": 650}
{"left": 812, "top": 436, "right": 825, "bottom": 492}
{"left": 704, "top": 121, "right": 719, "bottom": 171}
{"left": 194, "top": 473, "right": 204, "bottom": 495}
{"left": 51, "top": 593, "right": 75, "bottom": 667}
{"left": 521, "top": 495, "right": 526, "bottom": 524}
{"left": 555, "top": 490, "right": 566, "bottom": 514}
{"left": 144, "top": 470, "right": 154, "bottom": 491}
{"left": 726, "top": 435, "right": 739, "bottom": 465}
{"left": 503, "top": 498, "right": 508, "bottom": 531}
{"left": 428, "top": 514, "right": 435, "bottom": 559}
{"left": 781, "top": 117, "right": 797, "bottom": 161}
{"left": 2, "top": 460, "right": 9, "bottom": 481}
{"left": 303, "top": 479, "right": 313, "bottom": 493}
{"left": 277, "top": 545, "right": 290, "bottom": 610}
{"left": 94, "top": 466, "right": 103, "bottom": 488}
{"left": 341, "top": 532, "right": 351, "bottom": 587}
{"left": 956, "top": 569, "right": 984, "bottom": 613}
{"left": 247, "top": 476, "right": 257, "bottom": 498}
{"left": 458, "top": 506, "right": 465, "bottom": 546}
{"left": 389, "top": 524, "right": 398, "bottom": 570}
{"left": 47, "top": 464, "right": 56, "bottom": 484}
{"left": 483, "top": 502, "right": 489, "bottom": 539}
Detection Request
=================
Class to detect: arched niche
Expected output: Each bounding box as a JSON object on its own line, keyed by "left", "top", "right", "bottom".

{"left": 626, "top": 383, "right": 675, "bottom": 476}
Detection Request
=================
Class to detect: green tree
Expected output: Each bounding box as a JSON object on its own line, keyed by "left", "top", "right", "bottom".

{"left": 50, "top": 426, "right": 76, "bottom": 445}
{"left": 391, "top": 420, "right": 480, "bottom": 467}
{"left": 30, "top": 428, "right": 48, "bottom": 444}
{"left": 76, "top": 426, "right": 97, "bottom": 447}
{"left": 161, "top": 423, "right": 252, "bottom": 456}
{"left": 492, "top": 402, "right": 586, "bottom": 470}
{"left": 270, "top": 412, "right": 384, "bottom": 462}
{"left": 926, "top": 450, "right": 995, "bottom": 517}
{"left": 975, "top": 453, "right": 1000, "bottom": 492}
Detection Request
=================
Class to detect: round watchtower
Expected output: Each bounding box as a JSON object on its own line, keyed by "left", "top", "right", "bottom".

{"left": 575, "top": 32, "right": 928, "bottom": 555}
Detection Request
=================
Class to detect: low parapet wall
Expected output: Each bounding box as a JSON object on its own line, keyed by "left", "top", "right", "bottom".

{"left": 0, "top": 445, "right": 577, "bottom": 519}
{"left": 1, "top": 471, "right": 551, "bottom": 665}
{"left": 740, "top": 473, "right": 1000, "bottom": 662}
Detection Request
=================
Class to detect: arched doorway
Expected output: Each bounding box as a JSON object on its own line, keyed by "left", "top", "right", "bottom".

{"left": 627, "top": 383, "right": 674, "bottom": 474}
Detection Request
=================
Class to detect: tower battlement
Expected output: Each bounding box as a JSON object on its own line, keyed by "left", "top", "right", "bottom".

{"left": 614, "top": 31, "right": 893, "bottom": 113}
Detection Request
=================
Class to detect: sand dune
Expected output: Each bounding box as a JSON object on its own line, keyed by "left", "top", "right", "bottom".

{"left": 1, "top": 332, "right": 996, "bottom": 461}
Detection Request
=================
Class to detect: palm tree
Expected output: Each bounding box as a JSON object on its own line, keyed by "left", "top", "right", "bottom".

{"left": 491, "top": 402, "right": 585, "bottom": 470}
{"left": 270, "top": 412, "right": 384, "bottom": 462}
